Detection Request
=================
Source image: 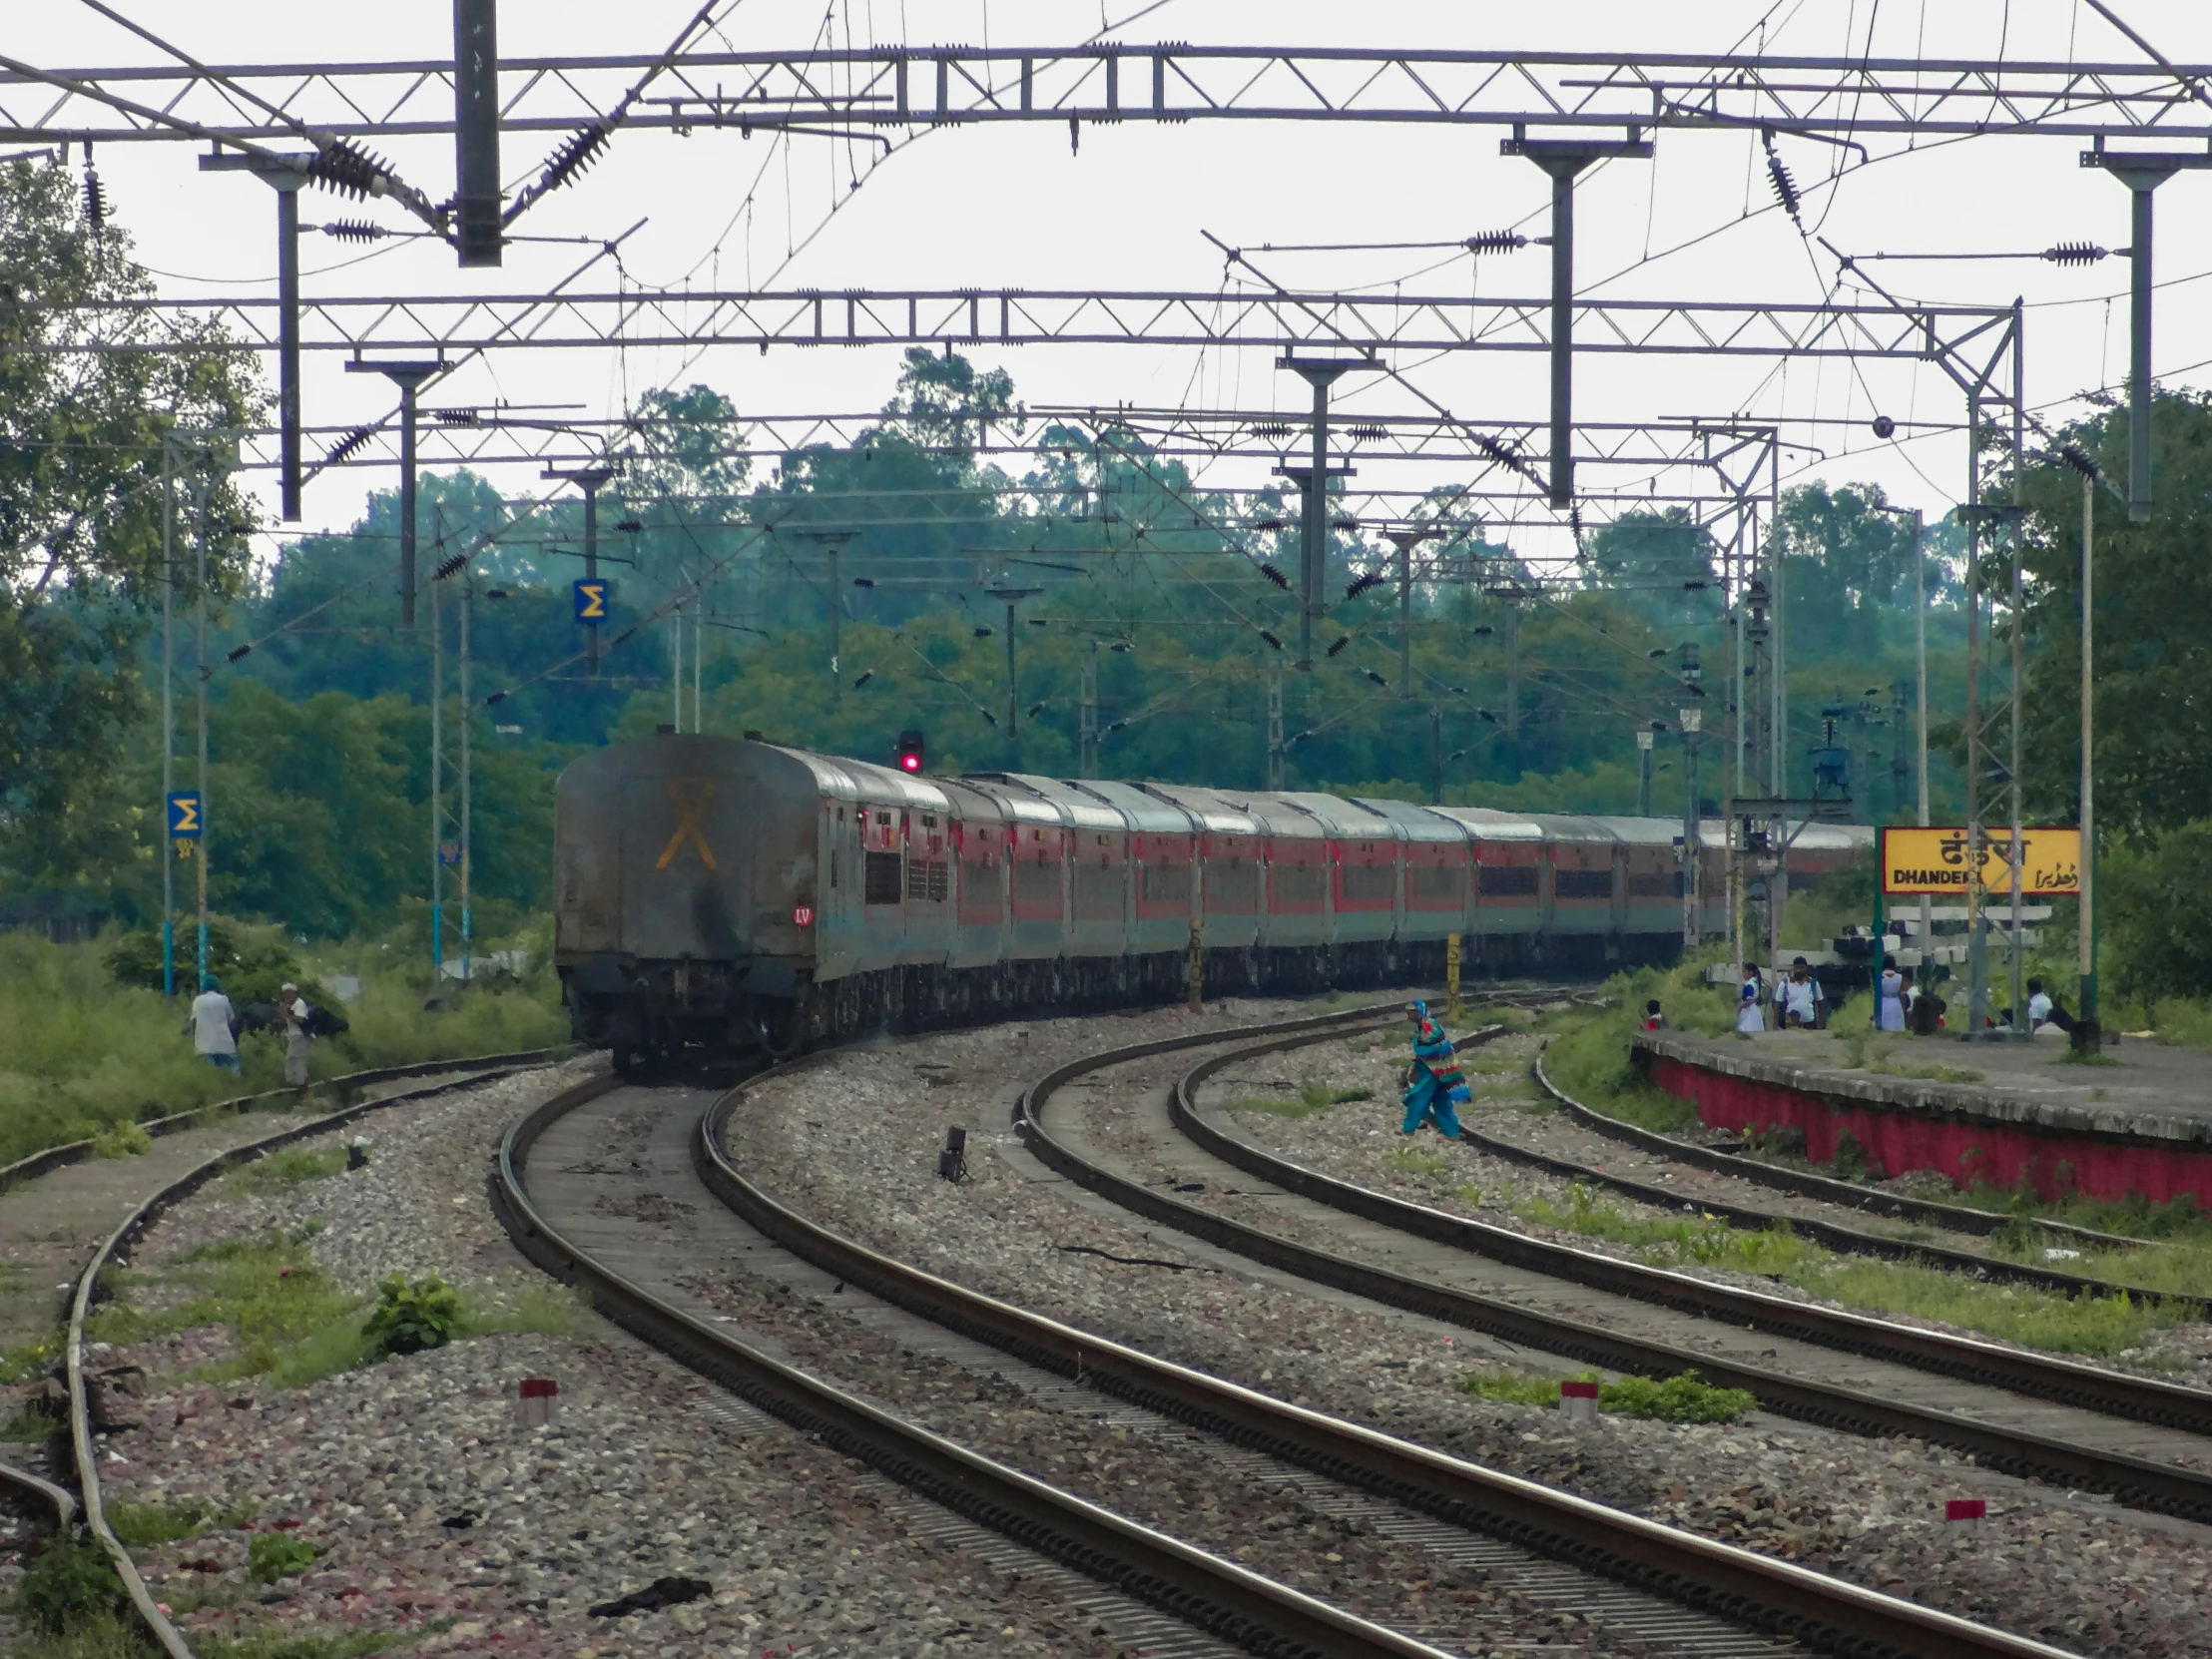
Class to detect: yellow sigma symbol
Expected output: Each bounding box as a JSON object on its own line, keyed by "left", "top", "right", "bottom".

{"left": 654, "top": 779, "right": 720, "bottom": 870}
{"left": 576, "top": 581, "right": 608, "bottom": 620}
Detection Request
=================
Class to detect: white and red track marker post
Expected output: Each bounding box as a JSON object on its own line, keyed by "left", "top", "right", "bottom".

{"left": 1944, "top": 1497, "right": 1986, "bottom": 1534}
{"left": 1559, "top": 1380, "right": 1599, "bottom": 1423}
{"left": 518, "top": 1378, "right": 559, "bottom": 1429}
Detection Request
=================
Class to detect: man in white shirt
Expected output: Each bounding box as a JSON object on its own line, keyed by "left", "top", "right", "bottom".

{"left": 187, "top": 977, "right": 240, "bottom": 1071}
{"left": 1781, "top": 957, "right": 1827, "bottom": 1029}
{"left": 278, "top": 981, "right": 313, "bottom": 1096}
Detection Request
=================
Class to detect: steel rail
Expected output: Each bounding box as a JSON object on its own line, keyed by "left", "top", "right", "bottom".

{"left": 1010, "top": 1014, "right": 2212, "bottom": 1518}
{"left": 686, "top": 1005, "right": 2083, "bottom": 1657}
{"left": 491, "top": 1069, "right": 1457, "bottom": 1659}
{"left": 1170, "top": 1025, "right": 2212, "bottom": 1439}
{"left": 1417, "top": 1044, "right": 2198, "bottom": 1306}
{"left": 61, "top": 1053, "right": 559, "bottom": 1659}
{"left": 1530, "top": 1049, "right": 2150, "bottom": 1250}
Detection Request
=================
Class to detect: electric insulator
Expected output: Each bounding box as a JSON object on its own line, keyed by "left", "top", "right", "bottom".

{"left": 81, "top": 169, "right": 107, "bottom": 232}
{"left": 1259, "top": 562, "right": 1291, "bottom": 589}
{"left": 322, "top": 426, "right": 375, "bottom": 466}
{"left": 321, "top": 220, "right": 390, "bottom": 242}
{"left": 2043, "top": 242, "right": 2108, "bottom": 267}
{"left": 1465, "top": 230, "right": 1529, "bottom": 255}
{"left": 1327, "top": 636, "right": 1350, "bottom": 657}
{"left": 1258, "top": 630, "right": 1283, "bottom": 651}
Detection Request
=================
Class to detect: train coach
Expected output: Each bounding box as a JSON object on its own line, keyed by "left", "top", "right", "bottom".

{"left": 554, "top": 732, "right": 1866, "bottom": 1067}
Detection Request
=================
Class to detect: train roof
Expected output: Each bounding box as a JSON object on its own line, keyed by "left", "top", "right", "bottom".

{"left": 1063, "top": 779, "right": 1194, "bottom": 834}
{"left": 1137, "top": 782, "right": 1260, "bottom": 835}
{"left": 1423, "top": 806, "right": 1547, "bottom": 841}
{"left": 1261, "top": 792, "right": 1398, "bottom": 839}
{"left": 1350, "top": 798, "right": 1467, "bottom": 844}
{"left": 1590, "top": 816, "right": 1687, "bottom": 848}
{"left": 957, "top": 772, "right": 1125, "bottom": 832}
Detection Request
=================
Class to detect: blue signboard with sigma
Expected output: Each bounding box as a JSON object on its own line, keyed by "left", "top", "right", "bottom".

{"left": 573, "top": 578, "right": 610, "bottom": 624}
{"left": 168, "top": 792, "right": 203, "bottom": 841}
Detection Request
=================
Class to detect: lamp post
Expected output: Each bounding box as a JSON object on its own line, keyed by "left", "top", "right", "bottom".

{"left": 1635, "top": 726, "right": 1654, "bottom": 817}
{"left": 1876, "top": 503, "right": 1933, "bottom": 971}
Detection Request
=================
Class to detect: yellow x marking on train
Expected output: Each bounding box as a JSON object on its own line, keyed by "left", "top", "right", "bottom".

{"left": 654, "top": 780, "right": 720, "bottom": 870}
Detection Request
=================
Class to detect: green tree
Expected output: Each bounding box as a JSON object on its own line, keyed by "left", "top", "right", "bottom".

{"left": 0, "top": 158, "right": 262, "bottom": 874}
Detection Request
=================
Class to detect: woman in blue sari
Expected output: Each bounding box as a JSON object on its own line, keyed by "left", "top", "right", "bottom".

{"left": 1400, "top": 1000, "right": 1472, "bottom": 1138}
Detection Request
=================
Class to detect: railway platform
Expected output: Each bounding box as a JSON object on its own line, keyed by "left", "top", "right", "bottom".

{"left": 1631, "top": 1028, "right": 2212, "bottom": 1209}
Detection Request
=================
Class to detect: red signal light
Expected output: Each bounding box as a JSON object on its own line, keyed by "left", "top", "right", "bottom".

{"left": 895, "top": 728, "right": 925, "bottom": 774}
{"left": 900, "top": 753, "right": 921, "bottom": 773}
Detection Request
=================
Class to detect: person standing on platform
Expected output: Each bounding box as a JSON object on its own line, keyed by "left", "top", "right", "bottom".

{"left": 1737, "top": 965, "right": 1767, "bottom": 1033}
{"left": 1398, "top": 1000, "right": 1470, "bottom": 1139}
{"left": 186, "top": 976, "right": 240, "bottom": 1072}
{"left": 1878, "top": 955, "right": 1907, "bottom": 1031}
{"left": 1781, "top": 958, "right": 1826, "bottom": 1029}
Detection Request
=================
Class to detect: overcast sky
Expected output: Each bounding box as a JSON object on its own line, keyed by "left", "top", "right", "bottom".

{"left": 19, "top": 1, "right": 2212, "bottom": 564}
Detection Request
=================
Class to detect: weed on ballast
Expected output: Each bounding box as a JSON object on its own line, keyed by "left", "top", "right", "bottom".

{"left": 220, "top": 1147, "right": 347, "bottom": 1197}
{"left": 1227, "top": 1080, "right": 1377, "bottom": 1117}
{"left": 1388, "top": 1146, "right": 1456, "bottom": 1184}
{"left": 193, "top": 1632, "right": 409, "bottom": 1659}
{"left": 1460, "top": 1367, "right": 1757, "bottom": 1423}
{"left": 1513, "top": 1182, "right": 1814, "bottom": 1275}
{"left": 248, "top": 1532, "right": 315, "bottom": 1583}
{"left": 108, "top": 1498, "right": 258, "bottom": 1549}
{"left": 1792, "top": 1258, "right": 2191, "bottom": 1357}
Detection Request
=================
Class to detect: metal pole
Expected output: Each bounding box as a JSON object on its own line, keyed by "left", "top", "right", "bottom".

{"left": 1548, "top": 166, "right": 1574, "bottom": 508}
{"left": 1636, "top": 728, "right": 1653, "bottom": 816}
{"left": 1681, "top": 714, "right": 1701, "bottom": 949}
{"left": 1079, "top": 641, "right": 1099, "bottom": 778}
{"left": 1913, "top": 505, "right": 1934, "bottom": 962}
{"left": 1004, "top": 597, "right": 1019, "bottom": 745}
{"left": 430, "top": 573, "right": 443, "bottom": 979}
{"left": 1302, "top": 376, "right": 1330, "bottom": 671}
{"left": 1502, "top": 601, "right": 1520, "bottom": 742}
{"left": 829, "top": 539, "right": 841, "bottom": 703}
{"left": 1962, "top": 398, "right": 1985, "bottom": 1036}
{"left": 276, "top": 183, "right": 301, "bottom": 521}
{"left": 398, "top": 379, "right": 419, "bottom": 625}
{"left": 1266, "top": 669, "right": 1285, "bottom": 790}
{"left": 671, "top": 601, "right": 683, "bottom": 729}
{"left": 1427, "top": 700, "right": 1442, "bottom": 804}
{"left": 693, "top": 601, "right": 702, "bottom": 731}
{"left": 194, "top": 477, "right": 209, "bottom": 991}
{"left": 459, "top": 571, "right": 472, "bottom": 987}
{"left": 2129, "top": 182, "right": 2154, "bottom": 522}
{"left": 160, "top": 437, "right": 175, "bottom": 1000}
{"left": 583, "top": 479, "right": 600, "bottom": 674}
{"left": 1397, "top": 536, "right": 1413, "bottom": 699}
{"left": 2080, "top": 471, "right": 2099, "bottom": 1047}
{"left": 2008, "top": 309, "right": 2027, "bottom": 1038}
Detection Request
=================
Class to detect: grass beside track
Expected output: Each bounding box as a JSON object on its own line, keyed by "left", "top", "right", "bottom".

{"left": 0, "top": 926, "right": 567, "bottom": 1172}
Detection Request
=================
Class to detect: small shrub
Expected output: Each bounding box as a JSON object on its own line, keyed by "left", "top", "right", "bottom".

{"left": 1458, "top": 1368, "right": 1757, "bottom": 1422}
{"left": 89, "top": 1120, "right": 152, "bottom": 1160}
{"left": 361, "top": 1274, "right": 461, "bottom": 1358}
{"left": 1599, "top": 1372, "right": 1758, "bottom": 1422}
{"left": 225, "top": 1148, "right": 345, "bottom": 1196}
{"left": 108, "top": 1500, "right": 252, "bottom": 1548}
{"left": 17, "top": 1537, "right": 120, "bottom": 1633}
{"left": 1832, "top": 1130, "right": 1875, "bottom": 1183}
{"left": 247, "top": 1532, "right": 315, "bottom": 1583}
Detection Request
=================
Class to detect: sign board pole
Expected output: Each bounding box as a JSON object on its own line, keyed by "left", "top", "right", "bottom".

{"left": 1870, "top": 828, "right": 1886, "bottom": 1031}
{"left": 194, "top": 476, "right": 210, "bottom": 993}
{"left": 161, "top": 437, "right": 175, "bottom": 1000}
{"left": 2078, "top": 473, "right": 2100, "bottom": 1052}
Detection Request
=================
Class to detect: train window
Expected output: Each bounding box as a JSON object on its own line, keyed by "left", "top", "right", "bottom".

{"left": 836, "top": 807, "right": 845, "bottom": 821}
{"left": 876, "top": 812, "right": 891, "bottom": 827}
{"left": 921, "top": 814, "right": 937, "bottom": 829}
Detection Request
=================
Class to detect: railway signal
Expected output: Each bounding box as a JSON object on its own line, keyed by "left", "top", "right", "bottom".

{"left": 896, "top": 729, "right": 926, "bottom": 774}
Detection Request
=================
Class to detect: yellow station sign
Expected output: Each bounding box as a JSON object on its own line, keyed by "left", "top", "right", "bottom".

{"left": 1880, "top": 827, "right": 2080, "bottom": 896}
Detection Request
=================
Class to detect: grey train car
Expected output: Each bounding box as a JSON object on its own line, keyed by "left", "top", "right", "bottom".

{"left": 554, "top": 733, "right": 1858, "bottom": 1066}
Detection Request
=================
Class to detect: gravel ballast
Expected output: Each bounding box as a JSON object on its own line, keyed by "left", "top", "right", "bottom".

{"left": 729, "top": 1004, "right": 2212, "bottom": 1659}
{"left": 62, "top": 1059, "right": 1127, "bottom": 1658}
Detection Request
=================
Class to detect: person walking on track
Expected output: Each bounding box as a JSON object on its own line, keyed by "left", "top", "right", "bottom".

{"left": 187, "top": 976, "right": 240, "bottom": 1072}
{"left": 1399, "top": 999, "right": 1471, "bottom": 1139}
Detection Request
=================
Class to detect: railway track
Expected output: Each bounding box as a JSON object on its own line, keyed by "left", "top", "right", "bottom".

{"left": 1529, "top": 1050, "right": 2160, "bottom": 1251}
{"left": 17, "top": 1050, "right": 561, "bottom": 1659}
{"left": 1412, "top": 1046, "right": 2201, "bottom": 1307}
{"left": 630, "top": 1004, "right": 2089, "bottom": 1657}
{"left": 1022, "top": 1011, "right": 2212, "bottom": 1526}
{"left": 497, "top": 1070, "right": 1468, "bottom": 1659}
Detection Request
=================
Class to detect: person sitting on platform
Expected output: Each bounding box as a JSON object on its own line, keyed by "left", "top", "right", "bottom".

{"left": 1642, "top": 999, "right": 1667, "bottom": 1031}
{"left": 2025, "top": 977, "right": 2076, "bottom": 1036}
{"left": 1399, "top": 999, "right": 1471, "bottom": 1139}
{"left": 1908, "top": 967, "right": 1947, "bottom": 1035}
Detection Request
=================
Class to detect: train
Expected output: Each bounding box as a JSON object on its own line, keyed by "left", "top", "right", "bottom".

{"left": 553, "top": 732, "right": 1870, "bottom": 1067}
